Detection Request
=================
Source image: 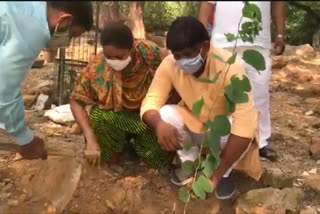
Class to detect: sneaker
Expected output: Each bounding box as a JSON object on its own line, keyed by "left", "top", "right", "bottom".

{"left": 259, "top": 146, "right": 277, "bottom": 162}
{"left": 215, "top": 176, "right": 236, "bottom": 200}
{"left": 170, "top": 168, "right": 194, "bottom": 186}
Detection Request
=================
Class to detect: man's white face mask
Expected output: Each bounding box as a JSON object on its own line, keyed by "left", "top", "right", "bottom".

{"left": 177, "top": 49, "right": 204, "bottom": 74}
{"left": 47, "top": 21, "right": 72, "bottom": 49}
{"left": 105, "top": 55, "right": 132, "bottom": 71}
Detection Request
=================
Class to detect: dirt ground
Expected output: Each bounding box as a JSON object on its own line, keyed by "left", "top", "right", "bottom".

{"left": 0, "top": 46, "right": 320, "bottom": 214}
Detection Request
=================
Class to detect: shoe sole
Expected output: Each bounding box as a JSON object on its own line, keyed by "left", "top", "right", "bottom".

{"left": 170, "top": 177, "right": 193, "bottom": 186}
{"left": 215, "top": 188, "right": 236, "bottom": 200}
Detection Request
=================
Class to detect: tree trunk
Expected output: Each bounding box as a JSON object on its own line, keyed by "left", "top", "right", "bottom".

{"left": 128, "top": 2, "right": 146, "bottom": 40}
{"left": 98, "top": 2, "right": 125, "bottom": 31}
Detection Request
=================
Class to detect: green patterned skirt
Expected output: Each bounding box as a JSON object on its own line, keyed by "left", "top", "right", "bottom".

{"left": 89, "top": 107, "right": 174, "bottom": 169}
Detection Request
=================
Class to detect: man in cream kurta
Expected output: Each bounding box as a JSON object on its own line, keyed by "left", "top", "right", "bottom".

{"left": 141, "top": 17, "right": 262, "bottom": 200}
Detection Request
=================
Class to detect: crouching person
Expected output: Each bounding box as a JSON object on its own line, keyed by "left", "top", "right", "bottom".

{"left": 140, "top": 17, "right": 263, "bottom": 199}
{"left": 70, "top": 23, "right": 173, "bottom": 169}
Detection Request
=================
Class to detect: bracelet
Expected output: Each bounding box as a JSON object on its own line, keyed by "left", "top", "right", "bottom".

{"left": 277, "top": 34, "right": 285, "bottom": 39}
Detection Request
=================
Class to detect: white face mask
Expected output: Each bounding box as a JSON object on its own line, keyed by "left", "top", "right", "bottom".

{"left": 177, "top": 51, "right": 204, "bottom": 74}
{"left": 105, "top": 55, "right": 132, "bottom": 71}
{"left": 47, "top": 22, "right": 72, "bottom": 49}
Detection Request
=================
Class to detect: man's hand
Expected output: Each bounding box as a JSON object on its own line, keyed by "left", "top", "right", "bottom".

{"left": 155, "top": 121, "right": 182, "bottom": 151}
{"left": 273, "top": 36, "right": 286, "bottom": 55}
{"left": 18, "top": 136, "right": 48, "bottom": 160}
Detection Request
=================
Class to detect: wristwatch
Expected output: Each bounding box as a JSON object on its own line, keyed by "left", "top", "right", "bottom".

{"left": 277, "top": 34, "right": 285, "bottom": 40}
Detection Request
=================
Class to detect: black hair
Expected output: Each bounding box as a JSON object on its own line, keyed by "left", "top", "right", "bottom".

{"left": 47, "top": 1, "right": 93, "bottom": 31}
{"left": 100, "top": 23, "right": 134, "bottom": 49}
{"left": 167, "top": 16, "right": 210, "bottom": 52}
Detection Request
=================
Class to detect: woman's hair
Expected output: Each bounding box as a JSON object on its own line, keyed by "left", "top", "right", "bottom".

{"left": 100, "top": 23, "right": 134, "bottom": 49}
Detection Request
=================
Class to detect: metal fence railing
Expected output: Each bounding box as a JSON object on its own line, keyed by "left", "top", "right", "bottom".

{"left": 53, "top": 2, "right": 101, "bottom": 105}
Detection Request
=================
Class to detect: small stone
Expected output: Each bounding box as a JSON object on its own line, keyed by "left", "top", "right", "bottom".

{"left": 304, "top": 174, "right": 320, "bottom": 194}
{"left": 302, "top": 171, "right": 310, "bottom": 177}
{"left": 317, "top": 207, "right": 320, "bottom": 213}
{"left": 293, "top": 136, "right": 300, "bottom": 140}
{"left": 312, "top": 121, "right": 320, "bottom": 129}
{"left": 44, "top": 202, "right": 48, "bottom": 207}
{"left": 19, "top": 194, "right": 27, "bottom": 202}
{"left": 309, "top": 168, "right": 317, "bottom": 174}
{"left": 23, "top": 95, "right": 37, "bottom": 107}
{"left": 300, "top": 207, "right": 317, "bottom": 214}
{"left": 47, "top": 205, "right": 57, "bottom": 214}
{"left": 109, "top": 164, "right": 124, "bottom": 174}
{"left": 263, "top": 168, "right": 294, "bottom": 189}
{"left": 317, "top": 160, "right": 320, "bottom": 165}
{"left": 234, "top": 187, "right": 304, "bottom": 214}
{"left": 31, "top": 59, "right": 45, "bottom": 68}
{"left": 312, "top": 137, "right": 320, "bottom": 145}
{"left": 4, "top": 183, "right": 13, "bottom": 191}
{"left": 105, "top": 200, "right": 115, "bottom": 210}
{"left": 22, "top": 189, "right": 28, "bottom": 194}
{"left": 78, "top": 181, "right": 84, "bottom": 188}
{"left": 7, "top": 199, "right": 19, "bottom": 207}
{"left": 305, "top": 98, "right": 320, "bottom": 105}
{"left": 0, "top": 193, "right": 9, "bottom": 199}
{"left": 31, "top": 197, "right": 39, "bottom": 203}
{"left": 34, "top": 94, "right": 50, "bottom": 111}
{"left": 13, "top": 153, "right": 22, "bottom": 161}
{"left": 69, "top": 123, "right": 82, "bottom": 135}
{"left": 0, "top": 182, "right": 5, "bottom": 188}
{"left": 310, "top": 141, "right": 320, "bottom": 160}
{"left": 3, "top": 178, "right": 11, "bottom": 184}
{"left": 305, "top": 110, "right": 314, "bottom": 116}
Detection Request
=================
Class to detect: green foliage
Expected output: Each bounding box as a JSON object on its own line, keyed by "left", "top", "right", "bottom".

{"left": 225, "top": 33, "right": 237, "bottom": 42}
{"left": 182, "top": 161, "right": 196, "bottom": 174}
{"left": 242, "top": 2, "right": 262, "bottom": 22}
{"left": 183, "top": 142, "right": 194, "bottom": 151}
{"left": 192, "top": 181, "right": 206, "bottom": 200}
{"left": 211, "top": 116, "right": 231, "bottom": 136}
{"left": 179, "top": 187, "right": 190, "bottom": 203}
{"left": 118, "top": 1, "right": 317, "bottom": 45}
{"left": 226, "top": 53, "right": 237, "bottom": 65}
{"left": 242, "top": 50, "right": 266, "bottom": 71}
{"left": 225, "top": 76, "right": 251, "bottom": 104}
{"left": 192, "top": 97, "right": 204, "bottom": 119}
{"left": 238, "top": 2, "right": 262, "bottom": 43}
{"left": 212, "top": 54, "right": 225, "bottom": 63}
{"left": 192, "top": 175, "right": 214, "bottom": 200}
{"left": 285, "top": 1, "right": 320, "bottom": 45}
{"left": 119, "top": 1, "right": 200, "bottom": 33}
{"left": 202, "top": 154, "right": 220, "bottom": 178}
{"left": 197, "top": 75, "right": 219, "bottom": 84}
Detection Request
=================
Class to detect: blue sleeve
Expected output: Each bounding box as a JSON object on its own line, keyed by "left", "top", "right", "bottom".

{"left": 0, "top": 2, "right": 50, "bottom": 145}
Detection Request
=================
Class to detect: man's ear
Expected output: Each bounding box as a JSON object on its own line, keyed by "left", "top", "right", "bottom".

{"left": 57, "top": 14, "right": 73, "bottom": 27}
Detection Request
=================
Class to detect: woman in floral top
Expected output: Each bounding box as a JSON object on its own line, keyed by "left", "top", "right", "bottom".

{"left": 70, "top": 23, "right": 173, "bottom": 169}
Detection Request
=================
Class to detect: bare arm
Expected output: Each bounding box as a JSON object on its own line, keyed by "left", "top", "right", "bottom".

{"left": 272, "top": 1, "right": 287, "bottom": 55}
{"left": 70, "top": 98, "right": 99, "bottom": 150}
{"left": 198, "top": 2, "right": 215, "bottom": 29}
{"left": 272, "top": 1, "right": 287, "bottom": 36}
{"left": 211, "top": 134, "right": 251, "bottom": 185}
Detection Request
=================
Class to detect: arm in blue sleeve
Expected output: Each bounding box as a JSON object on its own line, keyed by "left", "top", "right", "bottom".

{"left": 0, "top": 2, "right": 49, "bottom": 146}
{"left": 0, "top": 94, "right": 34, "bottom": 146}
